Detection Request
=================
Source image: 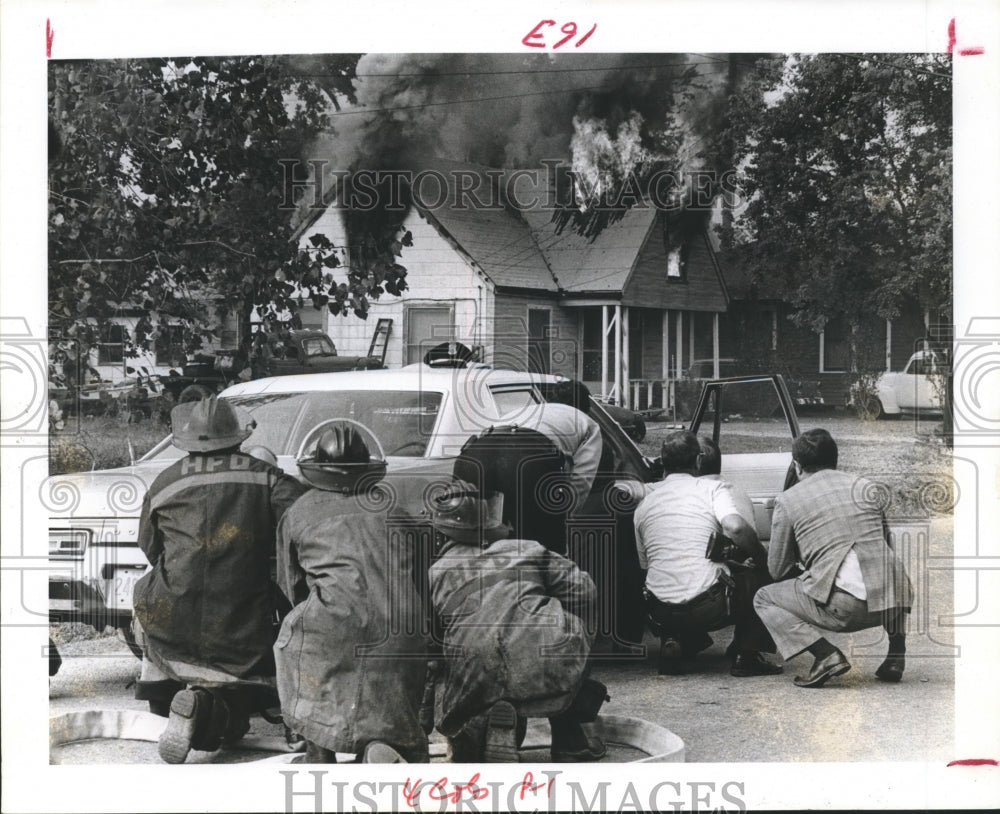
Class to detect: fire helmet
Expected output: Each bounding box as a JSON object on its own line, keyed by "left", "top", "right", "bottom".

{"left": 296, "top": 419, "right": 387, "bottom": 493}
{"left": 430, "top": 479, "right": 506, "bottom": 545}
{"left": 171, "top": 396, "right": 254, "bottom": 452}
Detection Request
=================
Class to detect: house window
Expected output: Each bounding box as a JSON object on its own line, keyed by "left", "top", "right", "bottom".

{"left": 405, "top": 305, "right": 452, "bottom": 365}
{"left": 820, "top": 316, "right": 848, "bottom": 372}
{"left": 662, "top": 216, "right": 690, "bottom": 282}
{"left": 155, "top": 324, "right": 187, "bottom": 366}
{"left": 98, "top": 324, "right": 128, "bottom": 364}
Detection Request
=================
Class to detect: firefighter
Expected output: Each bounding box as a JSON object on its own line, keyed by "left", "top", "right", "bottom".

{"left": 132, "top": 396, "right": 306, "bottom": 764}
{"left": 427, "top": 470, "right": 608, "bottom": 763}
{"left": 274, "top": 420, "right": 429, "bottom": 763}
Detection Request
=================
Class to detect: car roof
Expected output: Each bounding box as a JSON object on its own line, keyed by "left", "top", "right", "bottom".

{"left": 220, "top": 364, "right": 566, "bottom": 397}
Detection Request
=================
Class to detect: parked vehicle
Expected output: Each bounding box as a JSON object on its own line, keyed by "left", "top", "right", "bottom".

{"left": 46, "top": 365, "right": 802, "bottom": 651}
{"left": 856, "top": 350, "right": 945, "bottom": 418}
{"left": 155, "top": 330, "right": 385, "bottom": 404}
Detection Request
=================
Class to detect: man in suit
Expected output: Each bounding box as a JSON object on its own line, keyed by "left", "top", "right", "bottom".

{"left": 753, "top": 429, "right": 914, "bottom": 687}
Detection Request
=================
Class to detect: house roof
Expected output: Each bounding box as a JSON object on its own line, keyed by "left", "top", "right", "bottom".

{"left": 412, "top": 158, "right": 558, "bottom": 292}
{"left": 509, "top": 168, "right": 658, "bottom": 295}
{"left": 294, "top": 158, "right": 728, "bottom": 302}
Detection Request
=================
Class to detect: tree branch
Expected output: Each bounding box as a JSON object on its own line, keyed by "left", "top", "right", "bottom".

{"left": 178, "top": 240, "right": 256, "bottom": 257}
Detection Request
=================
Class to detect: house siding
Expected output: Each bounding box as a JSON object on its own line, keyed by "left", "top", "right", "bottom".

{"left": 623, "top": 218, "right": 728, "bottom": 312}
{"left": 492, "top": 294, "right": 578, "bottom": 377}
{"left": 301, "top": 207, "right": 494, "bottom": 368}
{"left": 720, "top": 299, "right": 932, "bottom": 405}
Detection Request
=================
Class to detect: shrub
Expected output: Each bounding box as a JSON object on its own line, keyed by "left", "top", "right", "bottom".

{"left": 49, "top": 416, "right": 167, "bottom": 474}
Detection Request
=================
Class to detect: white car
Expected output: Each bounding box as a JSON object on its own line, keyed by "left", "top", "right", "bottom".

{"left": 869, "top": 350, "right": 945, "bottom": 417}
{"left": 47, "top": 364, "right": 802, "bottom": 651}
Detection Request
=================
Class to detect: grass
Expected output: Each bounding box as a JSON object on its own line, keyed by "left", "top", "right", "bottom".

{"left": 49, "top": 415, "right": 169, "bottom": 475}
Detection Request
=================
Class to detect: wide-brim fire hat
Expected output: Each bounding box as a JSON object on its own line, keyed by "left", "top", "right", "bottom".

{"left": 171, "top": 396, "right": 255, "bottom": 452}
{"left": 296, "top": 418, "right": 388, "bottom": 492}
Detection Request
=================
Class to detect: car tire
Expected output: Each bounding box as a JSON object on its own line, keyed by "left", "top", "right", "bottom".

{"left": 178, "top": 384, "right": 214, "bottom": 403}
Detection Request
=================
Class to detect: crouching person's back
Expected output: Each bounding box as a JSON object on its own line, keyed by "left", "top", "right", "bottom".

{"left": 428, "top": 477, "right": 607, "bottom": 763}
{"left": 274, "top": 420, "right": 429, "bottom": 763}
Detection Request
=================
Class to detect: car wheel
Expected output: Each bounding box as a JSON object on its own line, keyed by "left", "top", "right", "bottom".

{"left": 628, "top": 417, "right": 646, "bottom": 442}
{"left": 178, "top": 384, "right": 214, "bottom": 403}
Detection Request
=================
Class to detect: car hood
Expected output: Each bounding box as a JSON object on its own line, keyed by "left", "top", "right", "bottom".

{"left": 44, "top": 460, "right": 165, "bottom": 519}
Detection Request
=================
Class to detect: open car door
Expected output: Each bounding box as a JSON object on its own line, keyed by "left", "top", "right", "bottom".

{"left": 689, "top": 375, "right": 801, "bottom": 543}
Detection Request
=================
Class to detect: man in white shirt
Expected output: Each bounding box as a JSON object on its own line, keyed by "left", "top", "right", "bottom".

{"left": 504, "top": 380, "right": 603, "bottom": 518}
{"left": 634, "top": 431, "right": 781, "bottom": 678}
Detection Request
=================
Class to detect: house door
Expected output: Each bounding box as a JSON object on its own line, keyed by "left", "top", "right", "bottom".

{"left": 405, "top": 306, "right": 452, "bottom": 365}
{"left": 528, "top": 308, "right": 551, "bottom": 374}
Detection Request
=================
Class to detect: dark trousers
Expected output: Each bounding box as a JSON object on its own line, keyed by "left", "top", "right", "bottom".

{"left": 646, "top": 567, "right": 776, "bottom": 655}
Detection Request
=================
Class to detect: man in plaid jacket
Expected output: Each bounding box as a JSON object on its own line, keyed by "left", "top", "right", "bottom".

{"left": 753, "top": 429, "right": 914, "bottom": 688}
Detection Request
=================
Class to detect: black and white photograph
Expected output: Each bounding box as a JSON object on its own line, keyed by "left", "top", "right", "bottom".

{"left": 2, "top": 1, "right": 999, "bottom": 811}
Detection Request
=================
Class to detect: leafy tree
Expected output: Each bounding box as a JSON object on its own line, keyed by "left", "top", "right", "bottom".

{"left": 48, "top": 55, "right": 408, "bottom": 358}
{"left": 718, "top": 53, "right": 952, "bottom": 340}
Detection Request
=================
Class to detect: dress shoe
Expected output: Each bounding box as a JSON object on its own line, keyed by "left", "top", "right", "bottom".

{"left": 793, "top": 649, "right": 851, "bottom": 688}
{"left": 730, "top": 651, "right": 783, "bottom": 677}
{"left": 657, "top": 638, "right": 684, "bottom": 675}
{"left": 875, "top": 654, "right": 905, "bottom": 683}
{"left": 681, "top": 632, "right": 713, "bottom": 659}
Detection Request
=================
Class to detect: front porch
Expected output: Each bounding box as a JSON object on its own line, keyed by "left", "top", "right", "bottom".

{"left": 575, "top": 303, "right": 730, "bottom": 412}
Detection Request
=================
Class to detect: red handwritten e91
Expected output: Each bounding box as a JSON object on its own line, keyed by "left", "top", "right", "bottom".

{"left": 522, "top": 20, "right": 597, "bottom": 49}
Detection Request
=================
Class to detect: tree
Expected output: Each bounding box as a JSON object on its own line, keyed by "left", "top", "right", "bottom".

{"left": 718, "top": 53, "right": 952, "bottom": 339}
{"left": 48, "top": 55, "right": 408, "bottom": 357}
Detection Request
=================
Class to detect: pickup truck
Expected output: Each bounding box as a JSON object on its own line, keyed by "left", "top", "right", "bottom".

{"left": 866, "top": 350, "right": 945, "bottom": 417}
{"left": 157, "top": 330, "right": 384, "bottom": 403}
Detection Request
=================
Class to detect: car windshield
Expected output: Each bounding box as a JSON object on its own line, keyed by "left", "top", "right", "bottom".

{"left": 147, "top": 389, "right": 443, "bottom": 461}
{"left": 301, "top": 337, "right": 336, "bottom": 358}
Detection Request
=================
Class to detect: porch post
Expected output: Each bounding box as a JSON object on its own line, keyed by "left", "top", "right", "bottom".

{"left": 713, "top": 313, "right": 720, "bottom": 379}
{"left": 689, "top": 313, "right": 695, "bottom": 367}
{"left": 675, "top": 311, "right": 684, "bottom": 380}
{"left": 601, "top": 305, "right": 609, "bottom": 400}
{"left": 614, "top": 303, "right": 623, "bottom": 406}
{"left": 662, "top": 310, "right": 670, "bottom": 410}
{"left": 621, "top": 306, "right": 630, "bottom": 409}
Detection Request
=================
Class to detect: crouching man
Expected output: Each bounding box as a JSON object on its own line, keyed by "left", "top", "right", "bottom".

{"left": 132, "top": 397, "right": 306, "bottom": 764}
{"left": 753, "top": 429, "right": 913, "bottom": 687}
{"left": 634, "top": 431, "right": 781, "bottom": 677}
{"left": 274, "top": 420, "right": 429, "bottom": 763}
{"left": 428, "top": 460, "right": 607, "bottom": 762}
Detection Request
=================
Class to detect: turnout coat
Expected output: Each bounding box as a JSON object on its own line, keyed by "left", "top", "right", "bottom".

{"left": 429, "top": 538, "right": 597, "bottom": 736}
{"left": 133, "top": 451, "right": 305, "bottom": 678}
{"left": 273, "top": 488, "right": 429, "bottom": 760}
